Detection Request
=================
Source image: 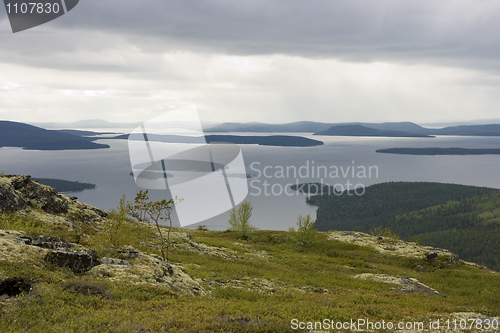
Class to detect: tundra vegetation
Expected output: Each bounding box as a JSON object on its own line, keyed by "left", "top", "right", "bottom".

{"left": 1, "top": 177, "right": 500, "bottom": 332}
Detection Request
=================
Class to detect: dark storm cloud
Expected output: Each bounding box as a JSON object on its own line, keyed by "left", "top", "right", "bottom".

{"left": 48, "top": 0, "right": 500, "bottom": 68}
{"left": 1, "top": 0, "right": 500, "bottom": 72}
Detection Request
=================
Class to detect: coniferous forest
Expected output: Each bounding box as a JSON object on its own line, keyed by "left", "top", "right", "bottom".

{"left": 305, "top": 182, "right": 500, "bottom": 269}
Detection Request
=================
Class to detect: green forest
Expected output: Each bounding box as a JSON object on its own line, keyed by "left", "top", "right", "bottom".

{"left": 305, "top": 182, "right": 500, "bottom": 269}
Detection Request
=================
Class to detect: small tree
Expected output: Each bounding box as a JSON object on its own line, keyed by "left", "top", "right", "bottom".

{"left": 144, "top": 198, "right": 175, "bottom": 261}
{"left": 128, "top": 191, "right": 179, "bottom": 262}
{"left": 289, "top": 214, "right": 317, "bottom": 246}
{"left": 129, "top": 190, "right": 150, "bottom": 223}
{"left": 227, "top": 201, "right": 256, "bottom": 239}
{"left": 68, "top": 210, "right": 96, "bottom": 245}
{"left": 103, "top": 194, "right": 128, "bottom": 249}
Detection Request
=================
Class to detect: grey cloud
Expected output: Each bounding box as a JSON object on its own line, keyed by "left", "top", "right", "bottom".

{"left": 51, "top": 0, "right": 500, "bottom": 67}
{"left": 1, "top": 0, "right": 500, "bottom": 73}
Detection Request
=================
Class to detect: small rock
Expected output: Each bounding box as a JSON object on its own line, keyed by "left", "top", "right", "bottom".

{"left": 426, "top": 252, "right": 438, "bottom": 262}
{"left": 100, "top": 257, "right": 131, "bottom": 266}
{"left": 0, "top": 277, "right": 34, "bottom": 297}
{"left": 40, "top": 195, "right": 69, "bottom": 214}
{"left": 31, "top": 235, "right": 72, "bottom": 250}
{"left": 118, "top": 247, "right": 140, "bottom": 258}
{"left": 0, "top": 183, "right": 28, "bottom": 213}
{"left": 449, "top": 253, "right": 460, "bottom": 264}
{"left": 63, "top": 282, "right": 111, "bottom": 299}
{"left": 90, "top": 207, "right": 108, "bottom": 218}
{"left": 45, "top": 250, "right": 99, "bottom": 273}
{"left": 11, "top": 175, "right": 32, "bottom": 190}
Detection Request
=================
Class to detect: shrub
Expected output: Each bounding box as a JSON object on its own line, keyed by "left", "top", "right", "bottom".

{"left": 227, "top": 201, "right": 256, "bottom": 240}
{"left": 371, "top": 226, "right": 400, "bottom": 239}
{"left": 289, "top": 214, "right": 317, "bottom": 246}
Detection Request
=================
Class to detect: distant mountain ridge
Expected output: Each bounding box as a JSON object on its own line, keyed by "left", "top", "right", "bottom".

{"left": 313, "top": 124, "right": 433, "bottom": 137}
{"left": 0, "top": 121, "right": 110, "bottom": 150}
{"left": 206, "top": 121, "right": 500, "bottom": 137}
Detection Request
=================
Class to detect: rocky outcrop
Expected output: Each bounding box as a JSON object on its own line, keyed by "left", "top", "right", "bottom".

{"left": 0, "top": 175, "right": 107, "bottom": 231}
{"left": 0, "top": 175, "right": 68, "bottom": 214}
{"left": 355, "top": 273, "right": 445, "bottom": 297}
{"left": 45, "top": 250, "right": 99, "bottom": 274}
{"left": 328, "top": 231, "right": 464, "bottom": 265}
{"left": 0, "top": 183, "right": 28, "bottom": 213}
{"left": 89, "top": 251, "right": 205, "bottom": 296}
{"left": 22, "top": 235, "right": 75, "bottom": 250}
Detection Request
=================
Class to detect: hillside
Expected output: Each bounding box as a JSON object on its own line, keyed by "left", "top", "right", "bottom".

{"left": 0, "top": 121, "right": 109, "bottom": 150}
{"left": 305, "top": 182, "right": 500, "bottom": 268}
{"left": 1, "top": 175, "right": 500, "bottom": 332}
{"left": 433, "top": 124, "right": 500, "bottom": 136}
{"left": 314, "top": 124, "right": 434, "bottom": 137}
{"left": 204, "top": 121, "right": 334, "bottom": 133}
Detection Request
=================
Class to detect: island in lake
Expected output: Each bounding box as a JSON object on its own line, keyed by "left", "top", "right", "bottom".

{"left": 115, "top": 134, "right": 324, "bottom": 147}
{"left": 376, "top": 147, "right": 500, "bottom": 155}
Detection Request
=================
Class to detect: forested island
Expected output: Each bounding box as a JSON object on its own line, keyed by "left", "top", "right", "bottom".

{"left": 376, "top": 147, "right": 500, "bottom": 155}
{"left": 33, "top": 178, "right": 96, "bottom": 192}
{"left": 116, "top": 133, "right": 324, "bottom": 147}
{"left": 299, "top": 182, "right": 500, "bottom": 269}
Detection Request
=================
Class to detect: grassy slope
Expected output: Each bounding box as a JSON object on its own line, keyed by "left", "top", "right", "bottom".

{"left": 1, "top": 211, "right": 500, "bottom": 332}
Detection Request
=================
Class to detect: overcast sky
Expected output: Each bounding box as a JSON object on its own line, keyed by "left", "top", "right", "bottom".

{"left": 1, "top": 0, "right": 500, "bottom": 125}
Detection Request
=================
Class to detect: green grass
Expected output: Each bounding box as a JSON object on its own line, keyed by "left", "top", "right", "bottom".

{"left": 1, "top": 213, "right": 500, "bottom": 332}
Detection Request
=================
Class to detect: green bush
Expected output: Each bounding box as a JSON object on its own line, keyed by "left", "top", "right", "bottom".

{"left": 227, "top": 201, "right": 256, "bottom": 240}
{"left": 289, "top": 214, "right": 317, "bottom": 246}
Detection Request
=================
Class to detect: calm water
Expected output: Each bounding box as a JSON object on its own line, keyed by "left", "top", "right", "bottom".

{"left": 1, "top": 134, "right": 499, "bottom": 230}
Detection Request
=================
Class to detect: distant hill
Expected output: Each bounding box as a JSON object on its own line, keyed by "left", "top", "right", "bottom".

{"left": 377, "top": 148, "right": 500, "bottom": 155}
{"left": 206, "top": 121, "right": 500, "bottom": 136}
{"left": 0, "top": 121, "right": 110, "bottom": 150}
{"left": 115, "top": 133, "right": 324, "bottom": 147}
{"left": 204, "top": 121, "right": 335, "bottom": 133}
{"left": 55, "top": 129, "right": 118, "bottom": 137}
{"left": 314, "top": 124, "right": 433, "bottom": 137}
{"left": 431, "top": 124, "right": 500, "bottom": 136}
{"left": 31, "top": 119, "right": 141, "bottom": 129}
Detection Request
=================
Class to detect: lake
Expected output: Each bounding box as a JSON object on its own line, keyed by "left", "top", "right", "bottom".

{"left": 1, "top": 133, "right": 499, "bottom": 230}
